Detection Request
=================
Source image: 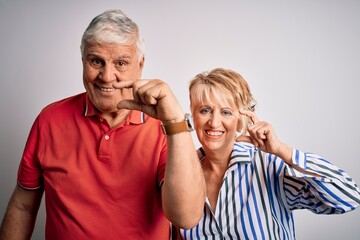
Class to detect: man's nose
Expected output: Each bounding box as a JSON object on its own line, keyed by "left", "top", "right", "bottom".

{"left": 100, "top": 64, "right": 117, "bottom": 82}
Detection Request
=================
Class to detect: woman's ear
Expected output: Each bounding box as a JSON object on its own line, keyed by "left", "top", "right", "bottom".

{"left": 236, "top": 115, "right": 245, "bottom": 137}
{"left": 235, "top": 130, "right": 243, "bottom": 138}
{"left": 235, "top": 116, "right": 248, "bottom": 141}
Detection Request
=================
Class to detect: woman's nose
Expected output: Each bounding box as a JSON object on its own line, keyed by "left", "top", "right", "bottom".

{"left": 208, "top": 112, "right": 221, "bottom": 128}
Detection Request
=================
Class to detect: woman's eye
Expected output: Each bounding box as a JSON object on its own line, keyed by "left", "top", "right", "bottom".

{"left": 199, "top": 107, "right": 212, "bottom": 114}
{"left": 222, "top": 109, "right": 233, "bottom": 116}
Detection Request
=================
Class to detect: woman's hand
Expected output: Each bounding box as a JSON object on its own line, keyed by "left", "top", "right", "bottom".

{"left": 236, "top": 109, "right": 292, "bottom": 162}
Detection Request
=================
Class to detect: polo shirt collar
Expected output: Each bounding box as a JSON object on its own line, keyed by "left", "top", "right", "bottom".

{"left": 84, "top": 94, "right": 148, "bottom": 124}
{"left": 84, "top": 95, "right": 98, "bottom": 117}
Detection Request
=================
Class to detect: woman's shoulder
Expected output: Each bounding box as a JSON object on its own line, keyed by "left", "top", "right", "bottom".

{"left": 233, "top": 141, "right": 256, "bottom": 152}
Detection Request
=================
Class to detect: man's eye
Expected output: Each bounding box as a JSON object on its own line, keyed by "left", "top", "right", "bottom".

{"left": 116, "top": 61, "right": 126, "bottom": 66}
{"left": 89, "top": 58, "right": 104, "bottom": 68}
{"left": 115, "top": 61, "right": 127, "bottom": 70}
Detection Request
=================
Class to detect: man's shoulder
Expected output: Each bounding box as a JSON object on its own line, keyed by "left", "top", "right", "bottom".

{"left": 39, "top": 92, "right": 86, "bottom": 119}
{"left": 43, "top": 93, "right": 85, "bottom": 111}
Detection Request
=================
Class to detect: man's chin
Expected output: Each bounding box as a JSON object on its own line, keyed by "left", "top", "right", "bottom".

{"left": 93, "top": 103, "right": 117, "bottom": 114}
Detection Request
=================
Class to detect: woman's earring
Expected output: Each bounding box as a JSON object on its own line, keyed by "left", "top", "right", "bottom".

{"left": 235, "top": 130, "right": 243, "bottom": 138}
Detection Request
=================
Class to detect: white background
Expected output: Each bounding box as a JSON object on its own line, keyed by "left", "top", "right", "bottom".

{"left": 1, "top": 0, "right": 359, "bottom": 239}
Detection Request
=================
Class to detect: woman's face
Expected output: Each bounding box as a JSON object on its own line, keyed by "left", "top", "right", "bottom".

{"left": 192, "top": 97, "right": 239, "bottom": 155}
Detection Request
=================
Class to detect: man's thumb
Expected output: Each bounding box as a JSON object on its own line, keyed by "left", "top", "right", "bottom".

{"left": 117, "top": 100, "right": 141, "bottom": 111}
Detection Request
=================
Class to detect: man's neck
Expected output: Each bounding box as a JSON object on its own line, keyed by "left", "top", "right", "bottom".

{"left": 101, "top": 109, "right": 131, "bottom": 129}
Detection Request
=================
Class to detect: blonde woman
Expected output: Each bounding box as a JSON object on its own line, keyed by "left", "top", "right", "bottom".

{"left": 176, "top": 68, "right": 360, "bottom": 239}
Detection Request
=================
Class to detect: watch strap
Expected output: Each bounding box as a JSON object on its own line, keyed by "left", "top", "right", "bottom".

{"left": 161, "top": 119, "right": 189, "bottom": 135}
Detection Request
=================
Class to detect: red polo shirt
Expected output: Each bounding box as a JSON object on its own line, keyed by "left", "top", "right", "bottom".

{"left": 17, "top": 93, "right": 170, "bottom": 240}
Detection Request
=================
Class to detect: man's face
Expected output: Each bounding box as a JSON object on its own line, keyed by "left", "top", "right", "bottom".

{"left": 82, "top": 43, "right": 144, "bottom": 114}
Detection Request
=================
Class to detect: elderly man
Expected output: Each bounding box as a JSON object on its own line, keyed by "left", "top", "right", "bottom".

{"left": 0, "top": 9, "right": 205, "bottom": 239}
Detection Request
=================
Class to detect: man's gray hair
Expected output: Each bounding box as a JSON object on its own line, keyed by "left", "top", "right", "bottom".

{"left": 80, "top": 9, "right": 145, "bottom": 61}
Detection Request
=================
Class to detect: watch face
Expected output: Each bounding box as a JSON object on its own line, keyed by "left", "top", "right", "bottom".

{"left": 185, "top": 113, "right": 194, "bottom": 132}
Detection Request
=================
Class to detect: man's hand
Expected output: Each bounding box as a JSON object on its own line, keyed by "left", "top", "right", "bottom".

{"left": 114, "top": 79, "right": 206, "bottom": 228}
{"left": 114, "top": 79, "right": 184, "bottom": 123}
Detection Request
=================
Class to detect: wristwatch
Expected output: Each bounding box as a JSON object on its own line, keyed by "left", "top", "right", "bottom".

{"left": 161, "top": 113, "right": 194, "bottom": 135}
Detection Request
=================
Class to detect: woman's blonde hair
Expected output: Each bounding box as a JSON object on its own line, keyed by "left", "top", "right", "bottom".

{"left": 189, "top": 68, "right": 256, "bottom": 133}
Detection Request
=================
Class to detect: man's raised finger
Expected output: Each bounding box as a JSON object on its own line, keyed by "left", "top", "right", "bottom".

{"left": 112, "top": 80, "right": 135, "bottom": 89}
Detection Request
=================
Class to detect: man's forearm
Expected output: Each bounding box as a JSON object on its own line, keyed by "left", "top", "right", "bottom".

{"left": 0, "top": 185, "right": 43, "bottom": 239}
{"left": 161, "top": 132, "right": 206, "bottom": 229}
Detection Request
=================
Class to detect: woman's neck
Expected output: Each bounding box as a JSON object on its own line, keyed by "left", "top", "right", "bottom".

{"left": 201, "top": 148, "right": 233, "bottom": 210}
{"left": 201, "top": 145, "right": 233, "bottom": 176}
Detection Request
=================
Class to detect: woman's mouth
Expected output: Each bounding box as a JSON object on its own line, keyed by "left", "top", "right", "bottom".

{"left": 205, "top": 130, "right": 224, "bottom": 136}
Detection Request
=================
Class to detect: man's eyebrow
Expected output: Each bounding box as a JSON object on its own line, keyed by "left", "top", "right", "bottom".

{"left": 115, "top": 54, "right": 132, "bottom": 59}
{"left": 86, "top": 52, "right": 132, "bottom": 60}
{"left": 87, "top": 51, "right": 101, "bottom": 56}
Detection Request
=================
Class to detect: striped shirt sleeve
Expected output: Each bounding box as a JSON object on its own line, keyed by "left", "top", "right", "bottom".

{"left": 283, "top": 149, "right": 360, "bottom": 214}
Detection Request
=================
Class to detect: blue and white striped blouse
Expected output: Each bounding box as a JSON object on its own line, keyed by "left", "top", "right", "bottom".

{"left": 178, "top": 142, "right": 360, "bottom": 240}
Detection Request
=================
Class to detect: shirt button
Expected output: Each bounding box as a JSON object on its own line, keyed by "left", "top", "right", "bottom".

{"left": 99, "top": 118, "right": 104, "bottom": 122}
{"left": 104, "top": 135, "right": 110, "bottom": 140}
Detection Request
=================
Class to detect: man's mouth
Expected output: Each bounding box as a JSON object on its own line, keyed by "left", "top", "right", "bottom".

{"left": 98, "top": 86, "right": 116, "bottom": 92}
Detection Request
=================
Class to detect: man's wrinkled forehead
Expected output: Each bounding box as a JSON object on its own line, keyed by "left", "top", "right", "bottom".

{"left": 87, "top": 50, "right": 132, "bottom": 60}
{"left": 84, "top": 44, "right": 137, "bottom": 60}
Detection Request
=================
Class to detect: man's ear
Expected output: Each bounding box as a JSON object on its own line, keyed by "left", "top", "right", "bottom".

{"left": 139, "top": 56, "right": 145, "bottom": 72}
